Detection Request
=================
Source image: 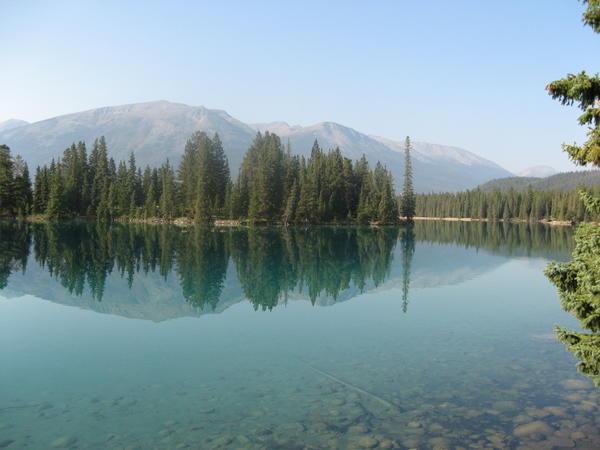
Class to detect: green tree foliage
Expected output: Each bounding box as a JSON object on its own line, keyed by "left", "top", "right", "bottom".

{"left": 226, "top": 135, "right": 398, "bottom": 224}
{"left": 415, "top": 187, "right": 600, "bottom": 222}
{"left": 29, "top": 131, "right": 398, "bottom": 224}
{"left": 159, "top": 160, "right": 176, "bottom": 219}
{"left": 546, "top": 207, "right": 600, "bottom": 385}
{"left": 545, "top": 0, "right": 600, "bottom": 386}
{"left": 0, "top": 145, "right": 31, "bottom": 217}
{"left": 12, "top": 155, "right": 32, "bottom": 217}
{"left": 45, "top": 160, "right": 65, "bottom": 221}
{"left": 400, "top": 137, "right": 416, "bottom": 220}
{"left": 0, "top": 144, "right": 15, "bottom": 215}
{"left": 545, "top": 2, "right": 600, "bottom": 166}
{"left": 178, "top": 131, "right": 230, "bottom": 219}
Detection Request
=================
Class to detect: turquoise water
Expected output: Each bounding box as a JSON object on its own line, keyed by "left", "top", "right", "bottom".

{"left": 0, "top": 221, "right": 598, "bottom": 449}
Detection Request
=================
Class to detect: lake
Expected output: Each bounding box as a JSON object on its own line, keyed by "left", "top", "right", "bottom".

{"left": 0, "top": 221, "right": 598, "bottom": 449}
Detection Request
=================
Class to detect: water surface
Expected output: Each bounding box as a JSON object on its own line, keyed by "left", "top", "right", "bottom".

{"left": 0, "top": 221, "right": 598, "bottom": 449}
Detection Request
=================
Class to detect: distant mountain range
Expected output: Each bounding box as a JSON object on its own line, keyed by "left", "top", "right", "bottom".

{"left": 478, "top": 170, "right": 600, "bottom": 192}
{"left": 517, "top": 165, "right": 558, "bottom": 178}
{"left": 0, "top": 100, "right": 514, "bottom": 192}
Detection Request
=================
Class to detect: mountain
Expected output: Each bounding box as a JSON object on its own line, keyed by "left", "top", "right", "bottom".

{"left": 0, "top": 101, "right": 255, "bottom": 176}
{"left": 251, "top": 122, "right": 512, "bottom": 191}
{"left": 0, "top": 119, "right": 29, "bottom": 133}
{"left": 517, "top": 165, "right": 557, "bottom": 178}
{"left": 0, "top": 100, "right": 512, "bottom": 192}
{"left": 478, "top": 170, "right": 600, "bottom": 192}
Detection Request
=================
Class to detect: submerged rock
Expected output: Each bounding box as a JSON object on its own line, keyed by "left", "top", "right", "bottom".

{"left": 355, "top": 435, "right": 379, "bottom": 448}
{"left": 428, "top": 436, "right": 451, "bottom": 449}
{"left": 513, "top": 421, "right": 553, "bottom": 438}
{"left": 0, "top": 440, "right": 14, "bottom": 448}
{"left": 347, "top": 425, "right": 369, "bottom": 434}
{"left": 570, "top": 430, "right": 585, "bottom": 440}
{"left": 378, "top": 438, "right": 395, "bottom": 449}
{"left": 543, "top": 406, "right": 568, "bottom": 417}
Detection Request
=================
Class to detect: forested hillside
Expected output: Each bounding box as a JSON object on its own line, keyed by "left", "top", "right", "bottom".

{"left": 415, "top": 187, "right": 600, "bottom": 222}
{"left": 478, "top": 170, "right": 600, "bottom": 192}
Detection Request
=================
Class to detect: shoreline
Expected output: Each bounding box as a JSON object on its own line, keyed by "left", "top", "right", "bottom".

{"left": 411, "top": 216, "right": 577, "bottom": 226}
{"left": 15, "top": 215, "right": 590, "bottom": 227}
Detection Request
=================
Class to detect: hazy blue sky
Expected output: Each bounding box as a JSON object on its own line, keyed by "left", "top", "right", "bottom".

{"left": 1, "top": 0, "right": 598, "bottom": 172}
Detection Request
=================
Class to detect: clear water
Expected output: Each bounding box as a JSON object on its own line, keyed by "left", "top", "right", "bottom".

{"left": 0, "top": 221, "right": 598, "bottom": 450}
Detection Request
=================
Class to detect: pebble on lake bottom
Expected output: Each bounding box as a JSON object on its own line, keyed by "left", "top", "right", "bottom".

{"left": 513, "top": 420, "right": 553, "bottom": 438}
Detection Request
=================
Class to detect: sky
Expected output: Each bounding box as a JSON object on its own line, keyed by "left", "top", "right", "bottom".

{"left": 1, "top": 0, "right": 598, "bottom": 173}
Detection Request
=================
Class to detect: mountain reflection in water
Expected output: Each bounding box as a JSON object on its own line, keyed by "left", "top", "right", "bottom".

{"left": 0, "top": 221, "right": 572, "bottom": 321}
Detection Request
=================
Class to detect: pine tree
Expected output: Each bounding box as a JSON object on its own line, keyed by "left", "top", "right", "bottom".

{"left": 13, "top": 156, "right": 32, "bottom": 217}
{"left": 33, "top": 166, "right": 50, "bottom": 214}
{"left": 400, "top": 136, "right": 416, "bottom": 220}
{"left": 90, "top": 137, "right": 109, "bottom": 215}
{"left": 144, "top": 176, "right": 156, "bottom": 218}
{"left": 178, "top": 132, "right": 201, "bottom": 215}
{"left": 357, "top": 185, "right": 372, "bottom": 224}
{"left": 283, "top": 180, "right": 298, "bottom": 224}
{"left": 295, "top": 164, "right": 316, "bottom": 223}
{"left": 96, "top": 185, "right": 111, "bottom": 223}
{"left": 377, "top": 173, "right": 399, "bottom": 224}
{"left": 0, "top": 145, "right": 15, "bottom": 216}
{"left": 194, "top": 175, "right": 212, "bottom": 223}
{"left": 212, "top": 133, "right": 230, "bottom": 211}
{"left": 77, "top": 141, "right": 90, "bottom": 214}
{"left": 545, "top": 0, "right": 600, "bottom": 386}
{"left": 159, "top": 160, "right": 176, "bottom": 219}
{"left": 46, "top": 161, "right": 65, "bottom": 220}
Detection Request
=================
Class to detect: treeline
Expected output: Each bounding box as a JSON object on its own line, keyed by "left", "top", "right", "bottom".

{"left": 415, "top": 187, "right": 600, "bottom": 222}
{"left": 28, "top": 131, "right": 399, "bottom": 224}
{"left": 0, "top": 145, "right": 32, "bottom": 217}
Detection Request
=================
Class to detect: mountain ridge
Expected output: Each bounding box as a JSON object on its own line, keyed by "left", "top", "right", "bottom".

{"left": 0, "top": 100, "right": 513, "bottom": 192}
{"left": 517, "top": 165, "right": 558, "bottom": 178}
{"left": 0, "top": 118, "right": 29, "bottom": 133}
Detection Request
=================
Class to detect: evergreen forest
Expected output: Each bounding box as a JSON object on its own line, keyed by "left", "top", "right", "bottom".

{"left": 1, "top": 132, "right": 400, "bottom": 224}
